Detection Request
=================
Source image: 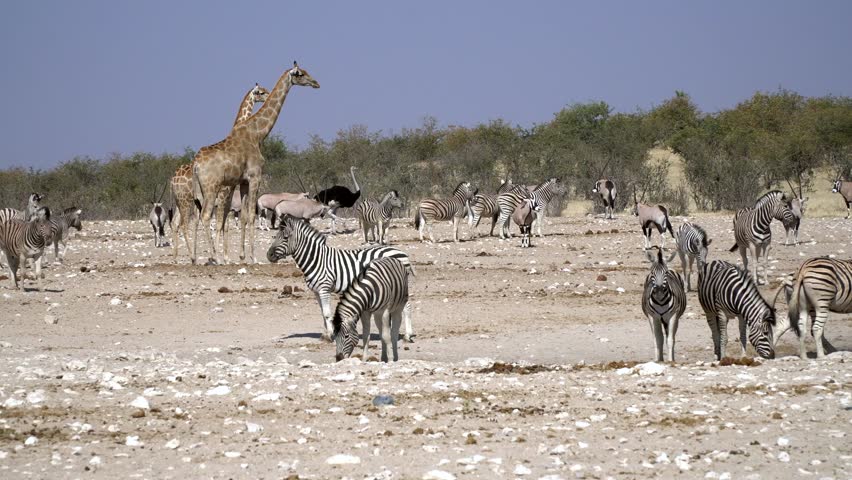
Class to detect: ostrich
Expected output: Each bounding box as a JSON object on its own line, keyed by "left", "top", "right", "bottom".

{"left": 314, "top": 166, "right": 361, "bottom": 234}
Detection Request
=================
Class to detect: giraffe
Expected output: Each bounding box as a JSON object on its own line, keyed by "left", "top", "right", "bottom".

{"left": 192, "top": 61, "right": 319, "bottom": 265}
{"left": 170, "top": 83, "right": 270, "bottom": 260}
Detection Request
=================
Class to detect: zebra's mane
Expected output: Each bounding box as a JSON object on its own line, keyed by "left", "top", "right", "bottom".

{"left": 692, "top": 223, "right": 709, "bottom": 246}
{"left": 532, "top": 178, "right": 556, "bottom": 192}
{"left": 452, "top": 182, "right": 469, "bottom": 194}
{"left": 729, "top": 263, "right": 776, "bottom": 320}
{"left": 291, "top": 218, "right": 327, "bottom": 245}
{"left": 62, "top": 206, "right": 79, "bottom": 217}
{"left": 752, "top": 190, "right": 785, "bottom": 210}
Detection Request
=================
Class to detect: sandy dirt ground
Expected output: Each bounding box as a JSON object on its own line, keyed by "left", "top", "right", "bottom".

{"left": 0, "top": 212, "right": 850, "bottom": 479}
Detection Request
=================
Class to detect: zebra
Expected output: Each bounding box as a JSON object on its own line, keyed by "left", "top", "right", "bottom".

{"left": 632, "top": 201, "right": 675, "bottom": 249}
{"left": 0, "top": 193, "right": 44, "bottom": 224}
{"left": 414, "top": 181, "right": 475, "bottom": 243}
{"left": 782, "top": 197, "right": 807, "bottom": 246}
{"left": 149, "top": 203, "right": 169, "bottom": 247}
{"left": 831, "top": 178, "right": 852, "bottom": 219}
{"left": 0, "top": 207, "right": 53, "bottom": 291}
{"left": 675, "top": 221, "right": 712, "bottom": 291}
{"left": 512, "top": 197, "right": 542, "bottom": 248}
{"left": 592, "top": 179, "right": 617, "bottom": 219}
{"left": 495, "top": 178, "right": 563, "bottom": 239}
{"left": 779, "top": 257, "right": 847, "bottom": 359}
{"left": 697, "top": 259, "right": 779, "bottom": 360}
{"left": 331, "top": 257, "right": 411, "bottom": 362}
{"left": 45, "top": 207, "right": 83, "bottom": 263}
{"left": 728, "top": 190, "right": 792, "bottom": 285}
{"left": 266, "top": 216, "right": 415, "bottom": 342}
{"left": 641, "top": 246, "right": 687, "bottom": 362}
{"left": 468, "top": 181, "right": 526, "bottom": 238}
{"left": 356, "top": 190, "right": 402, "bottom": 245}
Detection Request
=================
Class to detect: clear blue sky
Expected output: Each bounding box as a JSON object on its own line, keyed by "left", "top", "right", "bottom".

{"left": 1, "top": 1, "right": 849, "bottom": 169}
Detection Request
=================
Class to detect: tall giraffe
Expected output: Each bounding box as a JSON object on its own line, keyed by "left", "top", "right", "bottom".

{"left": 170, "top": 84, "right": 270, "bottom": 260}
{"left": 192, "top": 62, "right": 319, "bottom": 265}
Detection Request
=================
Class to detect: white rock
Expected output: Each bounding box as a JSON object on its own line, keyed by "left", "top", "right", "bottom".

{"left": 206, "top": 385, "right": 231, "bottom": 396}
{"left": 252, "top": 393, "right": 280, "bottom": 402}
{"left": 423, "top": 470, "right": 456, "bottom": 480}
{"left": 328, "top": 372, "right": 355, "bottom": 382}
{"left": 326, "top": 454, "right": 361, "bottom": 465}
{"left": 246, "top": 422, "right": 263, "bottom": 433}
{"left": 778, "top": 451, "right": 790, "bottom": 462}
{"left": 575, "top": 421, "right": 590, "bottom": 429}
{"left": 237, "top": 268, "right": 248, "bottom": 275}
{"left": 464, "top": 357, "right": 494, "bottom": 368}
{"left": 3, "top": 397, "right": 23, "bottom": 408}
{"left": 110, "top": 297, "right": 122, "bottom": 306}
{"left": 513, "top": 464, "right": 532, "bottom": 475}
{"left": 89, "top": 456, "right": 101, "bottom": 466}
{"left": 636, "top": 362, "right": 667, "bottom": 376}
{"left": 165, "top": 439, "right": 180, "bottom": 449}
{"left": 125, "top": 436, "right": 143, "bottom": 447}
{"left": 64, "top": 360, "right": 87, "bottom": 371}
{"left": 224, "top": 451, "right": 241, "bottom": 458}
{"left": 777, "top": 437, "right": 790, "bottom": 447}
{"left": 615, "top": 367, "right": 634, "bottom": 376}
{"left": 129, "top": 396, "right": 150, "bottom": 410}
{"left": 674, "top": 453, "right": 691, "bottom": 471}
{"left": 24, "top": 436, "right": 38, "bottom": 446}
{"left": 26, "top": 390, "right": 46, "bottom": 404}
{"left": 44, "top": 315, "right": 58, "bottom": 325}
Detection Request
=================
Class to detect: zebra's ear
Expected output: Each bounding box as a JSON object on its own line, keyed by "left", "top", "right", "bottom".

{"left": 706, "top": 238, "right": 713, "bottom": 246}
{"left": 665, "top": 250, "right": 678, "bottom": 264}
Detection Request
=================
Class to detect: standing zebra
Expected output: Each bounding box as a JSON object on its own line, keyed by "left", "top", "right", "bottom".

{"left": 592, "top": 179, "right": 617, "bottom": 220}
{"left": 675, "top": 222, "right": 712, "bottom": 291}
{"left": 356, "top": 190, "right": 403, "bottom": 245}
{"left": 0, "top": 207, "right": 53, "bottom": 291}
{"left": 782, "top": 197, "right": 807, "bottom": 246}
{"left": 698, "top": 260, "right": 779, "bottom": 360}
{"left": 780, "top": 257, "right": 847, "bottom": 358}
{"left": 641, "top": 247, "right": 686, "bottom": 362}
{"left": 266, "top": 217, "right": 415, "bottom": 342}
{"left": 331, "top": 257, "right": 411, "bottom": 362}
{"left": 831, "top": 178, "right": 852, "bottom": 219}
{"left": 728, "top": 190, "right": 792, "bottom": 285}
{"left": 495, "top": 178, "right": 563, "bottom": 239}
{"left": 414, "top": 181, "right": 475, "bottom": 243}
{"left": 0, "top": 193, "right": 44, "bottom": 224}
{"left": 468, "top": 180, "right": 523, "bottom": 238}
{"left": 46, "top": 207, "right": 83, "bottom": 263}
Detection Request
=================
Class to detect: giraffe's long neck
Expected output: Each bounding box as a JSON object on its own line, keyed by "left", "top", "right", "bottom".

{"left": 233, "top": 88, "right": 258, "bottom": 127}
{"left": 241, "top": 72, "right": 293, "bottom": 142}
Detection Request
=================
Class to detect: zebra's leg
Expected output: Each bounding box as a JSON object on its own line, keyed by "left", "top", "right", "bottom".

{"left": 497, "top": 211, "right": 510, "bottom": 239}
{"left": 668, "top": 314, "right": 679, "bottom": 363}
{"left": 54, "top": 239, "right": 61, "bottom": 264}
{"left": 759, "top": 243, "right": 770, "bottom": 285}
{"left": 378, "top": 309, "right": 392, "bottom": 363}
{"left": 737, "top": 315, "right": 748, "bottom": 357}
{"left": 452, "top": 216, "right": 460, "bottom": 243}
{"left": 648, "top": 314, "right": 664, "bottom": 362}
{"left": 362, "top": 220, "right": 370, "bottom": 244}
{"left": 718, "top": 315, "right": 729, "bottom": 360}
{"left": 7, "top": 255, "right": 20, "bottom": 290}
{"left": 390, "top": 308, "right": 402, "bottom": 362}
{"left": 402, "top": 301, "right": 414, "bottom": 343}
{"left": 687, "top": 256, "right": 695, "bottom": 292}
{"left": 797, "top": 289, "right": 810, "bottom": 359}
{"left": 738, "top": 245, "right": 750, "bottom": 280}
{"left": 846, "top": 201, "right": 851, "bottom": 219}
{"left": 535, "top": 212, "right": 544, "bottom": 238}
{"left": 34, "top": 255, "right": 43, "bottom": 292}
{"left": 315, "top": 290, "right": 334, "bottom": 341}
{"left": 706, "top": 313, "right": 721, "bottom": 360}
{"left": 360, "top": 312, "right": 372, "bottom": 359}
{"left": 489, "top": 212, "right": 498, "bottom": 237}
{"left": 812, "top": 302, "right": 830, "bottom": 358}
{"left": 428, "top": 220, "right": 436, "bottom": 243}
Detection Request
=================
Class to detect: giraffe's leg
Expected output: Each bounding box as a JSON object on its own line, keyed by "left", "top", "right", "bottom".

{"left": 171, "top": 206, "right": 182, "bottom": 261}
{"left": 245, "top": 179, "right": 259, "bottom": 264}
{"left": 192, "top": 188, "right": 217, "bottom": 265}
{"left": 216, "top": 187, "right": 233, "bottom": 265}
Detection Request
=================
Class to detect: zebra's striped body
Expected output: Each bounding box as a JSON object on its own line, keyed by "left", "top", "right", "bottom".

{"left": 729, "top": 190, "right": 792, "bottom": 285}
{"left": 782, "top": 197, "right": 806, "bottom": 246}
{"left": 357, "top": 190, "right": 402, "bottom": 245}
{"left": 781, "top": 257, "right": 848, "bottom": 358}
{"left": 0, "top": 193, "right": 44, "bottom": 224}
{"left": 266, "top": 217, "right": 414, "bottom": 341}
{"left": 496, "top": 178, "right": 563, "bottom": 239}
{"left": 468, "top": 181, "right": 526, "bottom": 238}
{"left": 592, "top": 179, "right": 617, "bottom": 219}
{"left": 0, "top": 207, "right": 52, "bottom": 291}
{"left": 676, "top": 222, "right": 712, "bottom": 291}
{"left": 641, "top": 247, "right": 686, "bottom": 362}
{"left": 46, "top": 207, "right": 83, "bottom": 263}
{"left": 414, "top": 182, "right": 474, "bottom": 243}
{"left": 698, "top": 260, "right": 777, "bottom": 360}
{"left": 331, "top": 257, "right": 410, "bottom": 362}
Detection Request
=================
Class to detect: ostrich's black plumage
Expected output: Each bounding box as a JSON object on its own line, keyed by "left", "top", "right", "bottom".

{"left": 314, "top": 186, "right": 361, "bottom": 208}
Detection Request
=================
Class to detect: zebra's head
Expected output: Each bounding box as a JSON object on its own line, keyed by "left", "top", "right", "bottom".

{"left": 266, "top": 216, "right": 301, "bottom": 263}
{"left": 331, "top": 311, "right": 359, "bottom": 361}
{"left": 750, "top": 308, "right": 777, "bottom": 360}
{"left": 455, "top": 182, "right": 475, "bottom": 200}
{"left": 644, "top": 247, "right": 676, "bottom": 289}
{"left": 383, "top": 190, "right": 403, "bottom": 209}
{"left": 693, "top": 224, "right": 712, "bottom": 266}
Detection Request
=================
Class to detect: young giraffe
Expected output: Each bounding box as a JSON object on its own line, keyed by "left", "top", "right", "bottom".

{"left": 170, "top": 84, "right": 270, "bottom": 261}
{"left": 192, "top": 62, "right": 319, "bottom": 265}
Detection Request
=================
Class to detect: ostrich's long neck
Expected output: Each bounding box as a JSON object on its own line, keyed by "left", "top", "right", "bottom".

{"left": 241, "top": 72, "right": 293, "bottom": 142}
{"left": 350, "top": 168, "right": 360, "bottom": 192}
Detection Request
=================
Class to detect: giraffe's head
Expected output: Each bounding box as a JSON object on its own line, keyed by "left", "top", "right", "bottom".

{"left": 289, "top": 61, "right": 320, "bottom": 89}
{"left": 250, "top": 83, "right": 270, "bottom": 104}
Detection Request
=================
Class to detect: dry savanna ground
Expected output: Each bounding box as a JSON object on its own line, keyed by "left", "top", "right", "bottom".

{"left": 0, "top": 210, "right": 850, "bottom": 479}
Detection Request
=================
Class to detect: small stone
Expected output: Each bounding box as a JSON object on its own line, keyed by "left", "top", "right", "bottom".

{"left": 26, "top": 390, "right": 45, "bottom": 404}
{"left": 24, "top": 436, "right": 38, "bottom": 446}
{"left": 165, "top": 439, "right": 180, "bottom": 449}
{"left": 206, "top": 385, "right": 231, "bottom": 396}
{"left": 110, "top": 297, "right": 122, "bottom": 306}
{"left": 326, "top": 454, "right": 361, "bottom": 465}
{"left": 44, "top": 315, "right": 58, "bottom": 325}
{"left": 224, "top": 451, "right": 241, "bottom": 458}
{"left": 125, "top": 435, "right": 143, "bottom": 447}
{"left": 513, "top": 464, "right": 532, "bottom": 475}
{"left": 328, "top": 372, "right": 355, "bottom": 382}
{"left": 423, "top": 470, "right": 456, "bottom": 480}
{"left": 636, "top": 362, "right": 666, "bottom": 376}
{"left": 372, "top": 395, "right": 395, "bottom": 407}
{"left": 237, "top": 268, "right": 248, "bottom": 275}
{"left": 129, "top": 396, "right": 150, "bottom": 410}
{"left": 596, "top": 274, "right": 607, "bottom": 281}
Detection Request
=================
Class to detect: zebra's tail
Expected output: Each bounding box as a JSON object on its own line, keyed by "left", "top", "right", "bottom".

{"left": 786, "top": 274, "right": 804, "bottom": 338}
{"left": 728, "top": 243, "right": 738, "bottom": 252}
{"left": 414, "top": 207, "right": 421, "bottom": 230}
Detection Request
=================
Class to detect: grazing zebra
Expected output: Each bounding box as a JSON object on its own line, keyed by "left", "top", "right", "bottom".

{"left": 632, "top": 201, "right": 675, "bottom": 249}
{"left": 698, "top": 260, "right": 779, "bottom": 360}
{"left": 641, "top": 247, "right": 686, "bottom": 362}
{"left": 149, "top": 203, "right": 169, "bottom": 247}
{"left": 356, "top": 190, "right": 402, "bottom": 245}
{"left": 331, "top": 257, "right": 411, "bottom": 362}
{"left": 468, "top": 182, "right": 526, "bottom": 238}
{"left": 0, "top": 193, "right": 44, "bottom": 224}
{"left": 728, "top": 190, "right": 792, "bottom": 285}
{"left": 46, "top": 207, "right": 83, "bottom": 263}
{"left": 512, "top": 197, "right": 542, "bottom": 248}
{"left": 592, "top": 179, "right": 617, "bottom": 219}
{"left": 414, "top": 181, "right": 475, "bottom": 243}
{"left": 831, "top": 178, "right": 852, "bottom": 219}
{"left": 780, "top": 257, "right": 847, "bottom": 358}
{"left": 266, "top": 217, "right": 415, "bottom": 342}
{"left": 0, "top": 207, "right": 53, "bottom": 291}
{"left": 782, "top": 197, "right": 807, "bottom": 246}
{"left": 675, "top": 222, "right": 712, "bottom": 291}
{"left": 496, "top": 178, "right": 563, "bottom": 239}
